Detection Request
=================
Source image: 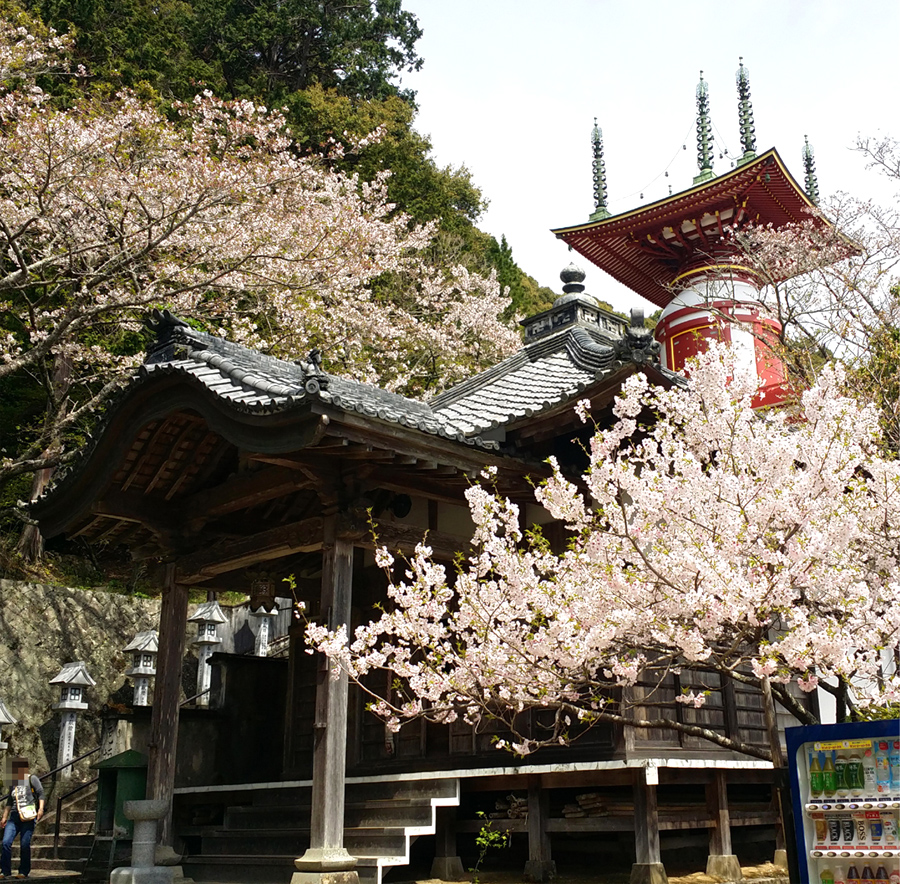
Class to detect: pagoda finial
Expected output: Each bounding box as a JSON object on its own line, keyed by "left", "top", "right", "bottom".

{"left": 589, "top": 118, "right": 610, "bottom": 221}
{"left": 735, "top": 58, "right": 757, "bottom": 165}
{"left": 694, "top": 72, "right": 714, "bottom": 184}
{"left": 802, "top": 136, "right": 820, "bottom": 205}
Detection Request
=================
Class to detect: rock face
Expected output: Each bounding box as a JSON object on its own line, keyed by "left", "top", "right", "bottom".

{"left": 0, "top": 580, "right": 162, "bottom": 781}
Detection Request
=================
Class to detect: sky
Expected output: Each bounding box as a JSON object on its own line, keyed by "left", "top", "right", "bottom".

{"left": 399, "top": 1, "right": 900, "bottom": 314}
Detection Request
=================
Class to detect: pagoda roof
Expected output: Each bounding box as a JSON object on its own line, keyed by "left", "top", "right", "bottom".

{"left": 552, "top": 148, "right": 817, "bottom": 308}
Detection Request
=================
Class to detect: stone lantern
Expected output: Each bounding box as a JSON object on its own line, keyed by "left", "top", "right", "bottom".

{"left": 249, "top": 578, "right": 279, "bottom": 658}
{"left": 0, "top": 698, "right": 16, "bottom": 750}
{"left": 50, "top": 661, "right": 95, "bottom": 779}
{"left": 123, "top": 630, "right": 159, "bottom": 706}
{"left": 188, "top": 601, "right": 226, "bottom": 706}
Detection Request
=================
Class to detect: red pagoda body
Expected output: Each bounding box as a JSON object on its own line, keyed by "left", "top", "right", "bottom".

{"left": 553, "top": 70, "right": 828, "bottom": 408}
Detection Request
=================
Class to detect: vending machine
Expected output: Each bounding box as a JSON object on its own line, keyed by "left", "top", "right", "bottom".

{"left": 786, "top": 720, "right": 900, "bottom": 884}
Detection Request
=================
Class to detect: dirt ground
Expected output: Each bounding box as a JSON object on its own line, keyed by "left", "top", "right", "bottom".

{"left": 398, "top": 861, "right": 789, "bottom": 884}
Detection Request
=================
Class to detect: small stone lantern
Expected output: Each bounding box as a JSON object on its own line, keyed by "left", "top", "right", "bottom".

{"left": 0, "top": 698, "right": 16, "bottom": 750}
{"left": 249, "top": 579, "right": 279, "bottom": 658}
{"left": 188, "top": 601, "right": 226, "bottom": 706}
{"left": 50, "top": 661, "right": 95, "bottom": 779}
{"left": 123, "top": 630, "right": 159, "bottom": 706}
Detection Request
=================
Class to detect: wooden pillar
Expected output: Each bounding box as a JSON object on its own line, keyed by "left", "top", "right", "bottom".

{"left": 630, "top": 767, "right": 667, "bottom": 884}
{"left": 146, "top": 563, "right": 189, "bottom": 851}
{"left": 705, "top": 771, "right": 741, "bottom": 881}
{"left": 293, "top": 520, "right": 359, "bottom": 884}
{"left": 430, "top": 806, "right": 465, "bottom": 881}
{"left": 524, "top": 775, "right": 555, "bottom": 882}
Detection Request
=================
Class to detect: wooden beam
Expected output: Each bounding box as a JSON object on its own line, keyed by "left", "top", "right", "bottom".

{"left": 351, "top": 519, "right": 472, "bottom": 561}
{"left": 91, "top": 489, "right": 177, "bottom": 526}
{"left": 295, "top": 519, "right": 357, "bottom": 873}
{"left": 706, "top": 770, "right": 732, "bottom": 856}
{"left": 524, "top": 775, "right": 555, "bottom": 882}
{"left": 633, "top": 768, "right": 662, "bottom": 865}
{"left": 146, "top": 565, "right": 188, "bottom": 847}
{"left": 181, "top": 466, "right": 312, "bottom": 523}
{"left": 175, "top": 516, "right": 324, "bottom": 583}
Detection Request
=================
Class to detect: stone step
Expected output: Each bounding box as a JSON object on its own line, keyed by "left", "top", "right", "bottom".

{"left": 254, "top": 778, "right": 456, "bottom": 807}
{"left": 199, "top": 832, "right": 309, "bottom": 856}
{"left": 182, "top": 854, "right": 297, "bottom": 884}
{"left": 31, "top": 834, "right": 94, "bottom": 849}
{"left": 36, "top": 821, "right": 95, "bottom": 837}
{"left": 29, "top": 857, "right": 89, "bottom": 872}
{"left": 30, "top": 844, "right": 92, "bottom": 861}
{"left": 224, "top": 799, "right": 434, "bottom": 830}
{"left": 343, "top": 827, "right": 408, "bottom": 858}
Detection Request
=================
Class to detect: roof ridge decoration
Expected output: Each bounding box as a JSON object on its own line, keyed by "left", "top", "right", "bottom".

{"left": 590, "top": 118, "right": 611, "bottom": 221}
{"left": 736, "top": 58, "right": 757, "bottom": 166}
{"left": 802, "top": 136, "right": 820, "bottom": 205}
{"left": 694, "top": 72, "right": 715, "bottom": 184}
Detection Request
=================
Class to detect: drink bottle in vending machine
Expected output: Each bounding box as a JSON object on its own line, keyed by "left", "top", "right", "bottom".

{"left": 787, "top": 720, "right": 900, "bottom": 884}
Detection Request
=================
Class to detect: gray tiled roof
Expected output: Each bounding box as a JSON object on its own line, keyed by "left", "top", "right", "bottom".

{"left": 143, "top": 323, "right": 496, "bottom": 449}
{"left": 430, "top": 327, "right": 623, "bottom": 436}
{"left": 140, "top": 305, "right": 663, "bottom": 449}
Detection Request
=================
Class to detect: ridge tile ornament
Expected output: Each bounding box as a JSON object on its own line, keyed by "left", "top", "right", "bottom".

{"left": 50, "top": 662, "right": 96, "bottom": 779}
{"left": 124, "top": 631, "right": 159, "bottom": 707}
{"left": 188, "top": 602, "right": 226, "bottom": 706}
{"left": 0, "top": 699, "right": 16, "bottom": 750}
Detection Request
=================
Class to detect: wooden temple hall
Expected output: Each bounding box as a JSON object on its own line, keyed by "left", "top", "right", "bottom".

{"left": 32, "top": 71, "right": 828, "bottom": 884}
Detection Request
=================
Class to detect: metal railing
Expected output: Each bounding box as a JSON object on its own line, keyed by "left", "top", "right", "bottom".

{"left": 52, "top": 774, "right": 99, "bottom": 859}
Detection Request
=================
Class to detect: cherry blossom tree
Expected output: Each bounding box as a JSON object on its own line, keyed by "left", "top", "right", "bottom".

{"left": 738, "top": 137, "right": 900, "bottom": 450}
{"left": 0, "top": 21, "right": 518, "bottom": 556}
{"left": 308, "top": 345, "right": 900, "bottom": 760}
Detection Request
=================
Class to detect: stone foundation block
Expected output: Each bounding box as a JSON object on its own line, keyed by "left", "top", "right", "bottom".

{"left": 111, "top": 867, "right": 177, "bottom": 884}
{"left": 629, "top": 862, "right": 669, "bottom": 884}
{"left": 773, "top": 849, "right": 788, "bottom": 871}
{"left": 523, "top": 859, "right": 557, "bottom": 882}
{"left": 430, "top": 856, "right": 466, "bottom": 880}
{"left": 291, "top": 872, "right": 360, "bottom": 884}
{"left": 706, "top": 854, "right": 742, "bottom": 882}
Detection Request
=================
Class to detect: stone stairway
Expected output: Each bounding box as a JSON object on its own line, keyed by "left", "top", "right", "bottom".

{"left": 27, "top": 781, "right": 97, "bottom": 879}
{"left": 181, "top": 778, "right": 460, "bottom": 884}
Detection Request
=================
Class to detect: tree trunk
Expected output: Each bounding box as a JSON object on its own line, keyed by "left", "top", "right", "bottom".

{"left": 16, "top": 353, "right": 72, "bottom": 563}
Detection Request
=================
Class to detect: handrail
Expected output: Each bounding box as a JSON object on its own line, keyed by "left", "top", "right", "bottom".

{"left": 0, "top": 745, "right": 102, "bottom": 803}
{"left": 52, "top": 775, "right": 99, "bottom": 859}
{"left": 40, "top": 746, "right": 102, "bottom": 783}
{"left": 180, "top": 688, "right": 210, "bottom": 707}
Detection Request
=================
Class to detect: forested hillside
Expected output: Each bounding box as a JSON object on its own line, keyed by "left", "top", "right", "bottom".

{"left": 0, "top": 0, "right": 555, "bottom": 574}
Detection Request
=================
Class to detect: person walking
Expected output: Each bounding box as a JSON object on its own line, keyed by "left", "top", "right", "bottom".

{"left": 1, "top": 758, "right": 45, "bottom": 879}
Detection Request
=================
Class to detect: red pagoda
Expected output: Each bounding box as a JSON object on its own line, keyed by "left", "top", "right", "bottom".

{"left": 553, "top": 64, "right": 827, "bottom": 407}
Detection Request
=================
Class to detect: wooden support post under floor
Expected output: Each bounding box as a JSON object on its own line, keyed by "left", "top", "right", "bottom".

{"left": 524, "top": 775, "right": 555, "bottom": 882}
{"left": 146, "top": 564, "right": 189, "bottom": 860}
{"left": 630, "top": 767, "right": 667, "bottom": 884}
{"left": 705, "top": 771, "right": 741, "bottom": 881}
{"left": 430, "top": 806, "right": 465, "bottom": 881}
{"left": 292, "top": 520, "right": 359, "bottom": 884}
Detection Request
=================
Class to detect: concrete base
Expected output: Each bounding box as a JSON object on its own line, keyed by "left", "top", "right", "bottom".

{"left": 291, "top": 873, "right": 360, "bottom": 884}
{"left": 111, "top": 866, "right": 177, "bottom": 884}
{"left": 706, "top": 855, "right": 742, "bottom": 882}
{"left": 523, "top": 859, "right": 557, "bottom": 882}
{"left": 629, "top": 862, "right": 669, "bottom": 884}
{"left": 430, "top": 856, "right": 466, "bottom": 880}
{"left": 773, "top": 849, "right": 788, "bottom": 871}
{"left": 155, "top": 847, "right": 182, "bottom": 867}
{"left": 294, "top": 847, "right": 358, "bottom": 873}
